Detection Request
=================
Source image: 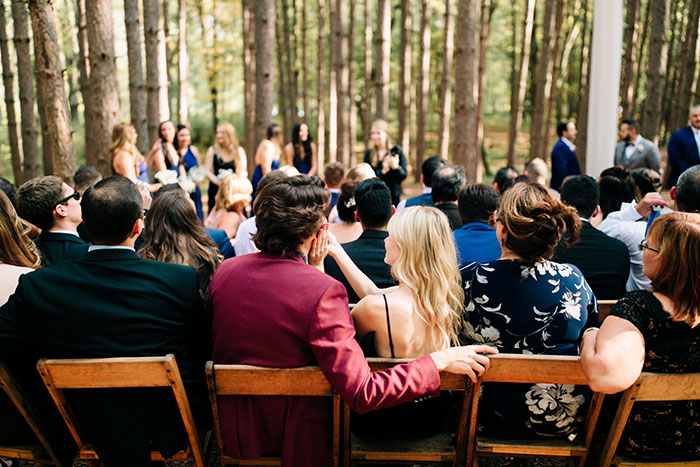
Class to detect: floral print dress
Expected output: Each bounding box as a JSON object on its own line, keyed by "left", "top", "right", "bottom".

{"left": 460, "top": 259, "right": 598, "bottom": 438}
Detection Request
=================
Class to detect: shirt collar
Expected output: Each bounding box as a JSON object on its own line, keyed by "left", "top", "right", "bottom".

{"left": 88, "top": 245, "right": 136, "bottom": 252}
{"left": 561, "top": 137, "right": 576, "bottom": 151}
{"left": 48, "top": 230, "right": 80, "bottom": 237}
{"left": 421, "top": 187, "right": 432, "bottom": 194}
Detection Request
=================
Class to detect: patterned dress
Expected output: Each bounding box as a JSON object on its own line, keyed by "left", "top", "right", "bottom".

{"left": 460, "top": 259, "right": 598, "bottom": 438}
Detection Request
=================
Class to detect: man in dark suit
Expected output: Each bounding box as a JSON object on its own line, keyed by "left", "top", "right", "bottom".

{"left": 552, "top": 175, "right": 630, "bottom": 300}
{"left": 397, "top": 155, "right": 446, "bottom": 209}
{"left": 550, "top": 121, "right": 581, "bottom": 192}
{"left": 15, "top": 175, "right": 89, "bottom": 265}
{"left": 0, "top": 176, "right": 211, "bottom": 466}
{"left": 432, "top": 164, "right": 466, "bottom": 230}
{"left": 666, "top": 105, "right": 700, "bottom": 188}
{"left": 324, "top": 178, "right": 396, "bottom": 303}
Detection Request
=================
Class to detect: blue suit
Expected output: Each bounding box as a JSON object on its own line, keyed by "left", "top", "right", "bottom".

{"left": 404, "top": 192, "right": 434, "bottom": 208}
{"left": 666, "top": 126, "right": 700, "bottom": 188}
{"left": 453, "top": 222, "right": 501, "bottom": 267}
{"left": 550, "top": 139, "right": 581, "bottom": 191}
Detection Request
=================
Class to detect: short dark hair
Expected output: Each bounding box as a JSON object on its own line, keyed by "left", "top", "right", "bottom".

{"left": 336, "top": 181, "right": 358, "bottom": 223}
{"left": 73, "top": 165, "right": 103, "bottom": 194}
{"left": 621, "top": 119, "right": 639, "bottom": 133}
{"left": 431, "top": 164, "right": 466, "bottom": 203}
{"left": 257, "top": 169, "right": 290, "bottom": 196}
{"left": 324, "top": 162, "right": 345, "bottom": 188}
{"left": 458, "top": 184, "right": 500, "bottom": 224}
{"left": 15, "top": 175, "right": 64, "bottom": 230}
{"left": 560, "top": 175, "right": 599, "bottom": 219}
{"left": 354, "top": 179, "right": 392, "bottom": 229}
{"left": 598, "top": 175, "right": 636, "bottom": 219}
{"left": 493, "top": 166, "right": 519, "bottom": 194}
{"left": 421, "top": 156, "right": 447, "bottom": 188}
{"left": 82, "top": 175, "right": 143, "bottom": 245}
{"left": 556, "top": 122, "right": 570, "bottom": 137}
{"left": 600, "top": 166, "right": 630, "bottom": 180}
{"left": 253, "top": 175, "right": 328, "bottom": 257}
{"left": 676, "top": 165, "right": 700, "bottom": 213}
{"left": 266, "top": 123, "right": 282, "bottom": 139}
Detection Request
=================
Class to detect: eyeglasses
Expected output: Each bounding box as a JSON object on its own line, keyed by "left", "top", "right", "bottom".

{"left": 637, "top": 238, "right": 659, "bottom": 253}
{"left": 57, "top": 191, "right": 80, "bottom": 205}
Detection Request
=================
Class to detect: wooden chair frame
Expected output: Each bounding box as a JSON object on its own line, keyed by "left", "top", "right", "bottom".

{"left": 0, "top": 362, "right": 63, "bottom": 465}
{"left": 342, "top": 358, "right": 473, "bottom": 467}
{"left": 598, "top": 371, "right": 700, "bottom": 467}
{"left": 597, "top": 300, "right": 617, "bottom": 322}
{"left": 466, "top": 354, "right": 605, "bottom": 467}
{"left": 36, "top": 354, "right": 205, "bottom": 467}
{"left": 205, "top": 361, "right": 341, "bottom": 467}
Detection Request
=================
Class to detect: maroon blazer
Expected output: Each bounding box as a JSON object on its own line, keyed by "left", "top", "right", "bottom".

{"left": 208, "top": 252, "right": 440, "bottom": 466}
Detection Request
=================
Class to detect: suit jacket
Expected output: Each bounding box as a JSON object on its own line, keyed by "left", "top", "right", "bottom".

{"left": 614, "top": 137, "right": 662, "bottom": 172}
{"left": 0, "top": 249, "right": 211, "bottom": 466}
{"left": 208, "top": 252, "right": 440, "bottom": 466}
{"left": 550, "top": 139, "right": 581, "bottom": 191}
{"left": 206, "top": 227, "right": 235, "bottom": 259}
{"left": 666, "top": 126, "right": 700, "bottom": 188}
{"left": 435, "top": 203, "right": 463, "bottom": 230}
{"left": 34, "top": 231, "right": 89, "bottom": 266}
{"left": 453, "top": 222, "right": 501, "bottom": 267}
{"left": 404, "top": 192, "right": 434, "bottom": 208}
{"left": 552, "top": 221, "right": 630, "bottom": 300}
{"left": 323, "top": 229, "right": 396, "bottom": 304}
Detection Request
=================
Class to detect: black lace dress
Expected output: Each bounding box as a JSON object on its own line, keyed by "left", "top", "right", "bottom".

{"left": 605, "top": 290, "right": 700, "bottom": 461}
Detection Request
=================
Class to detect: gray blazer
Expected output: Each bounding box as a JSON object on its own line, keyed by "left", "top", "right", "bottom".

{"left": 614, "top": 137, "right": 662, "bottom": 172}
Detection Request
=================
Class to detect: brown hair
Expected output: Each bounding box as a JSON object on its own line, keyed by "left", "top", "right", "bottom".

{"left": 0, "top": 191, "right": 41, "bottom": 268}
{"left": 647, "top": 212, "right": 700, "bottom": 326}
{"left": 14, "top": 176, "right": 64, "bottom": 231}
{"left": 497, "top": 182, "right": 581, "bottom": 262}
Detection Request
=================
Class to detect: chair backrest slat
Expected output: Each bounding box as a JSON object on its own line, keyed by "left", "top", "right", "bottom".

{"left": 635, "top": 372, "right": 700, "bottom": 401}
{"left": 480, "top": 354, "right": 589, "bottom": 385}
{"left": 365, "top": 358, "right": 467, "bottom": 390}
{"left": 597, "top": 299, "right": 616, "bottom": 321}
{"left": 209, "top": 365, "right": 332, "bottom": 396}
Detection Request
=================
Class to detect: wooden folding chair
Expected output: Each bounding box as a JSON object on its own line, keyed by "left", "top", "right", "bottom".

{"left": 466, "top": 354, "right": 605, "bottom": 467}
{"left": 597, "top": 300, "right": 617, "bottom": 322}
{"left": 598, "top": 371, "right": 700, "bottom": 467}
{"left": 343, "top": 358, "right": 473, "bottom": 467}
{"left": 205, "top": 361, "right": 341, "bottom": 467}
{"left": 36, "top": 354, "right": 205, "bottom": 467}
{"left": 0, "top": 362, "right": 63, "bottom": 465}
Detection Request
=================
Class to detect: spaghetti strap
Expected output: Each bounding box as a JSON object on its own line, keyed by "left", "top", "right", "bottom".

{"left": 382, "top": 294, "right": 396, "bottom": 358}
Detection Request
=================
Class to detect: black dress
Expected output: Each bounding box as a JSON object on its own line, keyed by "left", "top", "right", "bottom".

{"left": 207, "top": 154, "right": 237, "bottom": 213}
{"left": 363, "top": 146, "right": 407, "bottom": 207}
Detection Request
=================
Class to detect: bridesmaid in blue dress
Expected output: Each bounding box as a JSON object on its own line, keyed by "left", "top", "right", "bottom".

{"left": 460, "top": 182, "right": 598, "bottom": 439}
{"left": 251, "top": 123, "right": 283, "bottom": 204}
{"left": 284, "top": 123, "right": 317, "bottom": 175}
{"left": 175, "top": 124, "right": 204, "bottom": 221}
{"left": 146, "top": 120, "right": 181, "bottom": 182}
{"left": 204, "top": 122, "right": 247, "bottom": 214}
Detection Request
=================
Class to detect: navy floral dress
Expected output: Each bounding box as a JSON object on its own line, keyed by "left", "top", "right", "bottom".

{"left": 460, "top": 259, "right": 598, "bottom": 438}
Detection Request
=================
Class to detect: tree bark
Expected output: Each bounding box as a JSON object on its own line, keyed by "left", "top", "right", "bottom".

{"left": 74, "top": 0, "right": 95, "bottom": 168}
{"left": 453, "top": 0, "right": 478, "bottom": 181}
{"left": 672, "top": 0, "right": 700, "bottom": 132}
{"left": 632, "top": 0, "right": 650, "bottom": 119}
{"left": 0, "top": 1, "right": 21, "bottom": 182}
{"left": 281, "top": 0, "right": 297, "bottom": 123}
{"left": 243, "top": 0, "right": 257, "bottom": 168}
{"left": 302, "top": 0, "right": 308, "bottom": 120}
{"left": 576, "top": 0, "right": 591, "bottom": 171}
{"left": 177, "top": 0, "right": 188, "bottom": 125}
{"left": 530, "top": 0, "right": 556, "bottom": 160}
{"left": 254, "top": 0, "right": 276, "bottom": 148}
{"left": 620, "top": 0, "right": 640, "bottom": 119}
{"left": 348, "top": 0, "right": 357, "bottom": 163}
{"left": 362, "top": 0, "right": 372, "bottom": 149}
{"left": 640, "top": 0, "right": 670, "bottom": 143}
{"left": 398, "top": 0, "right": 412, "bottom": 159}
{"left": 196, "top": 0, "right": 217, "bottom": 133}
{"left": 661, "top": 0, "right": 682, "bottom": 143}
{"left": 11, "top": 0, "right": 39, "bottom": 180}
{"left": 416, "top": 0, "right": 431, "bottom": 170}
{"left": 506, "top": 0, "right": 536, "bottom": 166}
{"left": 543, "top": 0, "right": 564, "bottom": 153}
{"left": 437, "top": 0, "right": 455, "bottom": 160}
{"left": 29, "top": 0, "right": 76, "bottom": 183}
{"left": 162, "top": 0, "right": 173, "bottom": 117}
{"left": 317, "top": 0, "right": 326, "bottom": 169}
{"left": 476, "top": 0, "right": 495, "bottom": 172}
{"left": 124, "top": 0, "right": 148, "bottom": 154}
{"left": 144, "top": 0, "right": 170, "bottom": 144}
{"left": 35, "top": 71, "right": 53, "bottom": 175}
{"left": 327, "top": 0, "right": 337, "bottom": 161}
{"left": 335, "top": 0, "right": 349, "bottom": 166}
{"left": 375, "top": 0, "right": 391, "bottom": 120}
{"left": 276, "top": 6, "right": 289, "bottom": 139}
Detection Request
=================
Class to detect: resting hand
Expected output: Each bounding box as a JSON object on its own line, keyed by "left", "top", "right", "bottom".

{"left": 308, "top": 223, "right": 329, "bottom": 270}
{"left": 430, "top": 345, "right": 499, "bottom": 383}
{"left": 136, "top": 182, "right": 153, "bottom": 210}
{"left": 635, "top": 192, "right": 668, "bottom": 217}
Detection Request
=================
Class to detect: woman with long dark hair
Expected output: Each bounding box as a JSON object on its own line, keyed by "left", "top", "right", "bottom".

{"left": 146, "top": 120, "right": 182, "bottom": 182}
{"left": 284, "top": 122, "right": 317, "bottom": 175}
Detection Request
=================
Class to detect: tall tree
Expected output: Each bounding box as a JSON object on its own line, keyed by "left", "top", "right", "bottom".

{"left": 640, "top": 0, "right": 670, "bottom": 142}
{"left": 196, "top": 0, "right": 218, "bottom": 132}
{"left": 416, "top": 0, "right": 431, "bottom": 169}
{"left": 144, "top": 0, "right": 170, "bottom": 144}
{"left": 74, "top": 0, "right": 95, "bottom": 166}
{"left": 575, "top": 0, "right": 591, "bottom": 170}
{"left": 243, "top": 0, "right": 257, "bottom": 167}
{"left": 317, "top": 0, "right": 326, "bottom": 168}
{"left": 35, "top": 72, "right": 52, "bottom": 175}
{"left": 177, "top": 0, "right": 188, "bottom": 125}
{"left": 362, "top": 0, "right": 372, "bottom": 149}
{"left": 437, "top": 0, "right": 455, "bottom": 160}
{"left": 162, "top": 0, "right": 173, "bottom": 116}
{"left": 29, "top": 0, "right": 76, "bottom": 182}
{"left": 620, "top": 0, "right": 640, "bottom": 119}
{"left": 335, "top": 0, "right": 350, "bottom": 166}
{"left": 476, "top": 0, "right": 495, "bottom": 170}
{"left": 254, "top": 0, "right": 276, "bottom": 148}
{"left": 632, "top": 0, "right": 650, "bottom": 118}
{"left": 281, "top": 0, "right": 297, "bottom": 122}
{"left": 506, "top": 0, "right": 536, "bottom": 165}
{"left": 530, "top": 0, "right": 556, "bottom": 160}
{"left": 453, "top": 0, "right": 478, "bottom": 181}
{"left": 375, "top": 0, "right": 391, "bottom": 120}
{"left": 660, "top": 0, "right": 682, "bottom": 142}
{"left": 302, "top": 0, "right": 308, "bottom": 119}
{"left": 348, "top": 0, "right": 357, "bottom": 163}
{"left": 11, "top": 0, "right": 39, "bottom": 180}
{"left": 0, "top": 0, "right": 21, "bottom": 182}
{"left": 275, "top": 8, "right": 289, "bottom": 137}
{"left": 671, "top": 0, "right": 700, "bottom": 132}
{"left": 543, "top": 0, "right": 564, "bottom": 152}
{"left": 398, "top": 0, "right": 412, "bottom": 157}
{"left": 124, "top": 0, "right": 148, "bottom": 154}
{"left": 327, "top": 0, "right": 337, "bottom": 161}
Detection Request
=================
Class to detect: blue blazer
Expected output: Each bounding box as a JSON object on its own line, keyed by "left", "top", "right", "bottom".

{"left": 550, "top": 139, "right": 581, "bottom": 191}
{"left": 404, "top": 192, "right": 434, "bottom": 208}
{"left": 666, "top": 126, "right": 700, "bottom": 188}
{"left": 453, "top": 222, "right": 501, "bottom": 267}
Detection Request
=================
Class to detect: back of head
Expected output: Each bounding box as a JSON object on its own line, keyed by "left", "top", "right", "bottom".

{"left": 15, "top": 175, "right": 64, "bottom": 230}
{"left": 74, "top": 165, "right": 103, "bottom": 194}
{"left": 600, "top": 166, "right": 630, "bottom": 180}
{"left": 215, "top": 175, "right": 253, "bottom": 212}
{"left": 336, "top": 181, "right": 358, "bottom": 223}
{"left": 257, "top": 169, "right": 290, "bottom": 196}
{"left": 675, "top": 165, "right": 700, "bottom": 213}
{"left": 344, "top": 163, "right": 375, "bottom": 183}
{"left": 354, "top": 178, "right": 392, "bottom": 229}
{"left": 493, "top": 166, "right": 519, "bottom": 194}
{"left": 458, "top": 184, "right": 500, "bottom": 224}
{"left": 0, "top": 190, "right": 40, "bottom": 268}
{"left": 253, "top": 175, "right": 329, "bottom": 257}
{"left": 560, "top": 175, "right": 599, "bottom": 219}
{"left": 497, "top": 182, "right": 581, "bottom": 262}
{"left": 431, "top": 164, "right": 466, "bottom": 203}
{"left": 598, "top": 175, "right": 636, "bottom": 218}
{"left": 523, "top": 158, "right": 548, "bottom": 182}
{"left": 630, "top": 168, "right": 661, "bottom": 198}
{"left": 0, "top": 177, "right": 16, "bottom": 204}
{"left": 556, "top": 122, "right": 569, "bottom": 138}
{"left": 324, "top": 161, "right": 345, "bottom": 188}
{"left": 266, "top": 123, "right": 282, "bottom": 140}
{"left": 82, "top": 175, "right": 142, "bottom": 245}
{"left": 421, "top": 156, "right": 447, "bottom": 188}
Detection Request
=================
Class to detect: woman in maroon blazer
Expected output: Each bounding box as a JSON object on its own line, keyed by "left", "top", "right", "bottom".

{"left": 208, "top": 175, "right": 497, "bottom": 466}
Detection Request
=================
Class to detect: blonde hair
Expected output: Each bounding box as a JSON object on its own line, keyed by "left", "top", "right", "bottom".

{"left": 368, "top": 120, "right": 393, "bottom": 167}
{"left": 110, "top": 122, "right": 144, "bottom": 173}
{"left": 344, "top": 163, "right": 375, "bottom": 183}
{"left": 388, "top": 206, "right": 464, "bottom": 352}
{"left": 0, "top": 191, "right": 41, "bottom": 269}
{"left": 215, "top": 174, "right": 253, "bottom": 212}
{"left": 215, "top": 122, "right": 246, "bottom": 173}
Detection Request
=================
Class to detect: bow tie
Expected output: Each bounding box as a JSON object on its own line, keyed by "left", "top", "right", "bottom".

{"left": 626, "top": 142, "right": 634, "bottom": 147}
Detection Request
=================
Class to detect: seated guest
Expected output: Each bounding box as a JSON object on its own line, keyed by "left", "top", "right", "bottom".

{"left": 328, "top": 181, "right": 363, "bottom": 243}
{"left": 14, "top": 176, "right": 88, "bottom": 265}
{"left": 397, "top": 155, "right": 446, "bottom": 209}
{"left": 343, "top": 162, "right": 376, "bottom": 184}
{"left": 492, "top": 166, "right": 519, "bottom": 194}
{"left": 139, "top": 189, "right": 222, "bottom": 298}
{"left": 73, "top": 165, "right": 103, "bottom": 197}
{"left": 630, "top": 167, "right": 661, "bottom": 199}
{"left": 0, "top": 177, "right": 15, "bottom": 203}
{"left": 208, "top": 175, "right": 497, "bottom": 465}
{"left": 453, "top": 184, "right": 501, "bottom": 266}
{"left": 324, "top": 178, "right": 396, "bottom": 304}
{"left": 553, "top": 176, "right": 630, "bottom": 300}
{"left": 205, "top": 174, "right": 253, "bottom": 239}
{"left": 671, "top": 164, "right": 700, "bottom": 213}
{"left": 461, "top": 182, "right": 597, "bottom": 438}
{"left": 431, "top": 164, "right": 466, "bottom": 230}
{"left": 524, "top": 157, "right": 561, "bottom": 198}
{"left": 324, "top": 161, "right": 345, "bottom": 211}
{"left": 581, "top": 212, "right": 700, "bottom": 462}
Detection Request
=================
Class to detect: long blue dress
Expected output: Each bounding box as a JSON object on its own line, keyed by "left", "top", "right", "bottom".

{"left": 251, "top": 159, "right": 280, "bottom": 206}
{"left": 183, "top": 147, "right": 204, "bottom": 221}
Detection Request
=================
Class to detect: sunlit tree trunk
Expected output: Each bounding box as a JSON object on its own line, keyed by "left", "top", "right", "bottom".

{"left": 317, "top": 0, "right": 326, "bottom": 169}
{"left": 281, "top": 0, "right": 297, "bottom": 122}
{"left": 437, "top": 0, "right": 455, "bottom": 160}
{"left": 328, "top": 0, "right": 337, "bottom": 161}
{"left": 620, "top": 0, "right": 640, "bottom": 119}
{"left": 375, "top": 0, "right": 390, "bottom": 120}
{"left": 177, "top": 0, "right": 188, "bottom": 125}
{"left": 348, "top": 0, "right": 357, "bottom": 163}
{"left": 144, "top": 0, "right": 170, "bottom": 144}
{"left": 243, "top": 0, "right": 256, "bottom": 168}
{"left": 417, "top": 0, "right": 431, "bottom": 170}
{"left": 398, "top": 0, "right": 412, "bottom": 157}
{"left": 671, "top": 0, "right": 700, "bottom": 132}
{"left": 74, "top": 0, "right": 95, "bottom": 166}
{"left": 640, "top": 0, "right": 670, "bottom": 143}
{"left": 362, "top": 0, "right": 372, "bottom": 149}
{"left": 543, "top": 0, "right": 564, "bottom": 153}
{"left": 335, "top": 0, "right": 349, "bottom": 166}
{"left": 0, "top": 1, "right": 21, "bottom": 181}
{"left": 530, "top": 0, "right": 555, "bottom": 160}
{"left": 254, "top": 0, "right": 276, "bottom": 148}
{"left": 124, "top": 0, "right": 148, "bottom": 154}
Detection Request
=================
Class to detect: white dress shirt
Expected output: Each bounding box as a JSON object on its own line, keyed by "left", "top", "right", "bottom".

{"left": 624, "top": 135, "right": 642, "bottom": 161}
{"left": 692, "top": 126, "right": 700, "bottom": 157}
{"left": 234, "top": 216, "right": 258, "bottom": 256}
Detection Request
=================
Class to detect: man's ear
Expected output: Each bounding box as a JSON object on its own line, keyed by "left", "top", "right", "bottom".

{"left": 592, "top": 205, "right": 601, "bottom": 218}
{"left": 488, "top": 210, "right": 498, "bottom": 228}
{"left": 670, "top": 186, "right": 677, "bottom": 201}
{"left": 132, "top": 217, "right": 144, "bottom": 238}
{"left": 54, "top": 204, "right": 67, "bottom": 219}
{"left": 391, "top": 205, "right": 396, "bottom": 215}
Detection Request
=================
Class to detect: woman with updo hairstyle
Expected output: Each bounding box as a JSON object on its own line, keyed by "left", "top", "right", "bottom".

{"left": 461, "top": 182, "right": 598, "bottom": 439}
{"left": 205, "top": 174, "right": 253, "bottom": 239}
{"left": 328, "top": 181, "right": 362, "bottom": 243}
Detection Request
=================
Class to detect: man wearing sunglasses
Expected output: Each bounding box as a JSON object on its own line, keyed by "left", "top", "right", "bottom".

{"left": 14, "top": 175, "right": 88, "bottom": 265}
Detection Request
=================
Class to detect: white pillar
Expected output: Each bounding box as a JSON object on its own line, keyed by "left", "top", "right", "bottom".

{"left": 586, "top": 0, "right": 623, "bottom": 179}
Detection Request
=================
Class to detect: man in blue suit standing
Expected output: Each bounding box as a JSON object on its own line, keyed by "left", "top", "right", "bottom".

{"left": 666, "top": 105, "right": 700, "bottom": 188}
{"left": 550, "top": 121, "right": 581, "bottom": 192}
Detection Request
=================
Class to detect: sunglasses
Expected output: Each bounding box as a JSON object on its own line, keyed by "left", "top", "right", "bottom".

{"left": 57, "top": 191, "right": 80, "bottom": 205}
{"left": 637, "top": 238, "right": 659, "bottom": 253}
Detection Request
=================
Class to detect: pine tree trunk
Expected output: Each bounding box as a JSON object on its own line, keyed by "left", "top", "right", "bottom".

{"left": 620, "top": 0, "right": 640, "bottom": 119}
{"left": 177, "top": 0, "right": 188, "bottom": 125}
{"left": 640, "top": 0, "right": 670, "bottom": 143}
{"left": 398, "top": 0, "right": 412, "bottom": 159}
{"left": 29, "top": 0, "right": 76, "bottom": 182}
{"left": 362, "top": 0, "right": 372, "bottom": 149}
{"left": 317, "top": 0, "right": 326, "bottom": 169}
{"left": 35, "top": 73, "right": 53, "bottom": 175}
{"left": 530, "top": 0, "right": 555, "bottom": 160}
{"left": 543, "top": 0, "right": 564, "bottom": 153}
{"left": 162, "top": 0, "right": 173, "bottom": 118}
{"left": 348, "top": 0, "right": 357, "bottom": 164}
{"left": 198, "top": 0, "right": 218, "bottom": 132}
{"left": 453, "top": 0, "right": 478, "bottom": 181}
{"left": 254, "top": 0, "right": 276, "bottom": 148}
{"left": 416, "top": 0, "right": 431, "bottom": 170}
{"left": 335, "top": 0, "right": 349, "bottom": 166}
{"left": 375, "top": 0, "right": 391, "bottom": 120}
{"left": 660, "top": 0, "right": 682, "bottom": 143}
{"left": 124, "top": 0, "right": 149, "bottom": 154}
{"left": 476, "top": 0, "right": 494, "bottom": 172}
{"left": 11, "top": 0, "right": 39, "bottom": 180}
{"left": 144, "top": 0, "right": 170, "bottom": 144}
{"left": 0, "top": 1, "right": 21, "bottom": 182}
{"left": 327, "top": 0, "right": 337, "bottom": 161}
{"left": 276, "top": 6, "right": 289, "bottom": 139}
{"left": 281, "top": 0, "right": 297, "bottom": 122}
{"left": 243, "top": 0, "right": 257, "bottom": 168}
{"left": 302, "top": 0, "right": 308, "bottom": 120}
{"left": 556, "top": 17, "right": 580, "bottom": 121}
{"left": 576, "top": 0, "right": 591, "bottom": 171}
{"left": 507, "top": 0, "right": 536, "bottom": 166}
{"left": 74, "top": 0, "right": 95, "bottom": 166}
{"left": 437, "top": 0, "right": 455, "bottom": 161}
{"left": 632, "top": 0, "right": 650, "bottom": 118}
{"left": 672, "top": 0, "right": 700, "bottom": 132}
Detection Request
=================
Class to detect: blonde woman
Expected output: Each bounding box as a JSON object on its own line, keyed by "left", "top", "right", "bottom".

{"left": 205, "top": 174, "right": 253, "bottom": 239}
{"left": 362, "top": 120, "right": 406, "bottom": 206}
{"left": 204, "top": 122, "right": 248, "bottom": 213}
{"left": 110, "top": 123, "right": 148, "bottom": 183}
